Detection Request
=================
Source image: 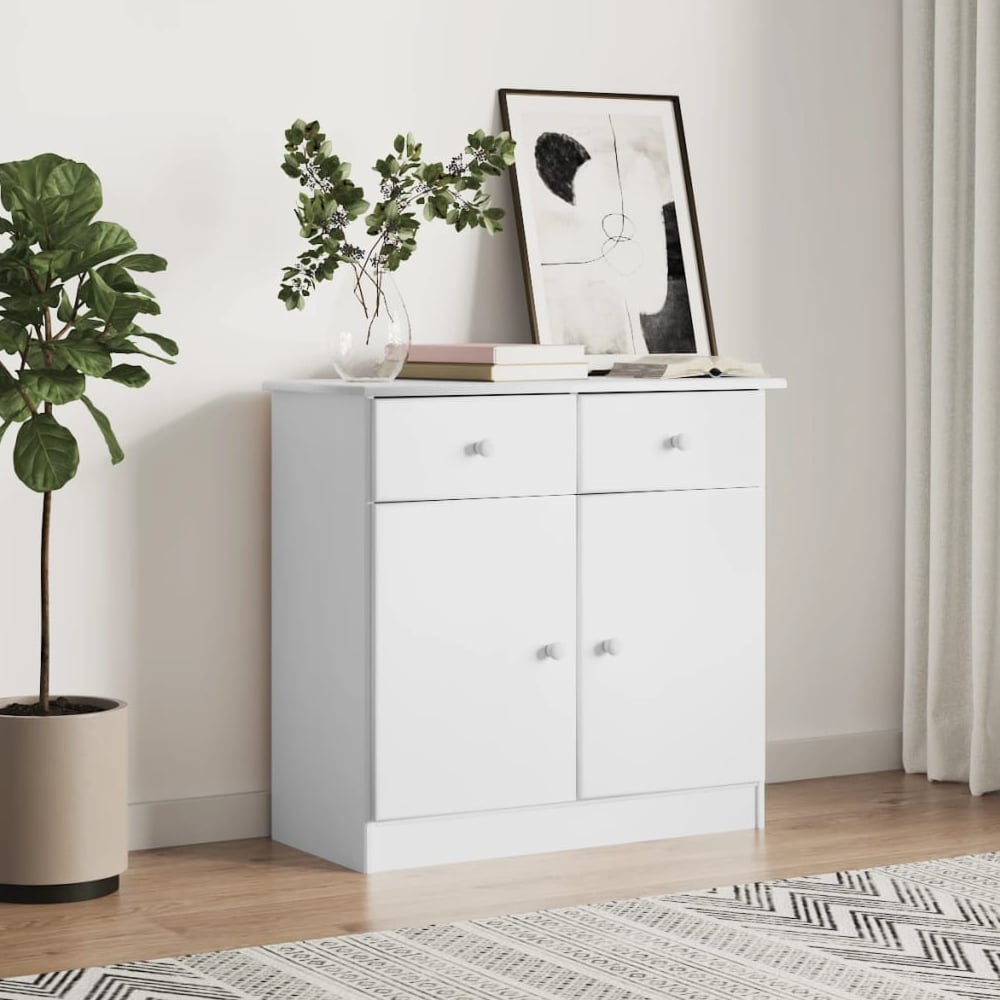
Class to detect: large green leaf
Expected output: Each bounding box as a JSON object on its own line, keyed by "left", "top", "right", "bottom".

{"left": 49, "top": 336, "right": 113, "bottom": 376}
{"left": 118, "top": 253, "right": 167, "bottom": 273}
{"left": 80, "top": 394, "right": 123, "bottom": 464}
{"left": 68, "top": 221, "right": 137, "bottom": 273}
{"left": 20, "top": 368, "right": 86, "bottom": 404}
{"left": 13, "top": 412, "right": 79, "bottom": 491}
{"left": 0, "top": 154, "right": 102, "bottom": 249}
{"left": 103, "top": 363, "right": 149, "bottom": 388}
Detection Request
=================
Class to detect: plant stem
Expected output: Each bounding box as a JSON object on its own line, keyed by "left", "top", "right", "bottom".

{"left": 40, "top": 487, "right": 51, "bottom": 714}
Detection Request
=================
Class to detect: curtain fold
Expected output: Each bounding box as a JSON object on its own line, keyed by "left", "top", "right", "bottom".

{"left": 903, "top": 0, "right": 1000, "bottom": 795}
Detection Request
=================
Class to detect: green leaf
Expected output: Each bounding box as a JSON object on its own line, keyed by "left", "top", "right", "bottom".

{"left": 86, "top": 267, "right": 117, "bottom": 318}
{"left": 56, "top": 288, "right": 74, "bottom": 322}
{"left": 30, "top": 249, "right": 74, "bottom": 280}
{"left": 103, "top": 363, "right": 149, "bottom": 388}
{"left": 67, "top": 221, "right": 137, "bottom": 272}
{"left": 49, "top": 336, "right": 114, "bottom": 376}
{"left": 104, "top": 338, "right": 175, "bottom": 365}
{"left": 96, "top": 262, "right": 138, "bottom": 292}
{"left": 0, "top": 319, "right": 28, "bottom": 353}
{"left": 20, "top": 368, "right": 86, "bottom": 404}
{"left": 109, "top": 292, "right": 159, "bottom": 331}
{"left": 0, "top": 154, "right": 102, "bottom": 249}
{"left": 128, "top": 330, "right": 179, "bottom": 357}
{"left": 118, "top": 253, "right": 167, "bottom": 273}
{"left": 13, "top": 412, "right": 80, "bottom": 491}
{"left": 0, "top": 385, "right": 32, "bottom": 422}
{"left": 80, "top": 394, "right": 123, "bottom": 464}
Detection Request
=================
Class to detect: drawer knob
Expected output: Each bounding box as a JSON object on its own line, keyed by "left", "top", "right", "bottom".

{"left": 666, "top": 433, "right": 693, "bottom": 451}
{"left": 472, "top": 439, "right": 495, "bottom": 458}
{"left": 541, "top": 642, "right": 566, "bottom": 661}
{"left": 599, "top": 637, "right": 623, "bottom": 656}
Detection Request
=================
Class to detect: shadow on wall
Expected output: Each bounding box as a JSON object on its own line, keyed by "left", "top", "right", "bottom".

{"left": 127, "top": 392, "right": 272, "bottom": 805}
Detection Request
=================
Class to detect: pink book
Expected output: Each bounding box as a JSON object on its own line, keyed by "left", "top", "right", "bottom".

{"left": 406, "top": 342, "right": 585, "bottom": 364}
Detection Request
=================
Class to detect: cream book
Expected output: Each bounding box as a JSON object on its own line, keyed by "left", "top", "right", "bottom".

{"left": 406, "top": 343, "right": 586, "bottom": 364}
{"left": 398, "top": 361, "right": 590, "bottom": 382}
{"left": 607, "top": 354, "right": 767, "bottom": 379}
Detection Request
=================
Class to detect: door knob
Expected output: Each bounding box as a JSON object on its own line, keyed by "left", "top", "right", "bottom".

{"left": 598, "top": 638, "right": 623, "bottom": 656}
{"left": 541, "top": 642, "right": 566, "bottom": 661}
{"left": 472, "top": 439, "right": 495, "bottom": 457}
{"left": 666, "top": 433, "right": 693, "bottom": 451}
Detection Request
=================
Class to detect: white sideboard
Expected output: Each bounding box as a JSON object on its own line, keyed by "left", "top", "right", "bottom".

{"left": 266, "top": 376, "right": 785, "bottom": 873}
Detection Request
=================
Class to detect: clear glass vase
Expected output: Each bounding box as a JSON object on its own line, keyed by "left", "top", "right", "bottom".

{"left": 328, "top": 268, "right": 410, "bottom": 382}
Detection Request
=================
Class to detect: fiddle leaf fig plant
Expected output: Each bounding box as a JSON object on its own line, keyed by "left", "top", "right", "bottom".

{"left": 279, "top": 119, "right": 516, "bottom": 313}
{"left": 0, "top": 153, "right": 175, "bottom": 715}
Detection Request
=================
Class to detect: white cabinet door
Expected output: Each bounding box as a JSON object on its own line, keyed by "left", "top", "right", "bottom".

{"left": 374, "top": 496, "right": 577, "bottom": 820}
{"left": 579, "top": 488, "right": 764, "bottom": 799}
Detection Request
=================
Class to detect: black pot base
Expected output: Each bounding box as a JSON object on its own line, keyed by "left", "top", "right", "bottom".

{"left": 0, "top": 874, "right": 119, "bottom": 904}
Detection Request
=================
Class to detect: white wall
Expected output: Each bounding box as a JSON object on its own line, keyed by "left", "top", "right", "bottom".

{"left": 0, "top": 0, "right": 904, "bottom": 844}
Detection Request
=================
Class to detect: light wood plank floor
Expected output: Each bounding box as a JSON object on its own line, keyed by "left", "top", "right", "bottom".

{"left": 2, "top": 771, "right": 999, "bottom": 978}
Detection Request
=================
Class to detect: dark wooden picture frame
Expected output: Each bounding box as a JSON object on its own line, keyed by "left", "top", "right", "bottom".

{"left": 499, "top": 89, "right": 717, "bottom": 370}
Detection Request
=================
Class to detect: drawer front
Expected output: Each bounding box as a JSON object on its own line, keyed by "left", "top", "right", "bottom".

{"left": 374, "top": 395, "right": 576, "bottom": 501}
{"left": 579, "top": 391, "right": 764, "bottom": 493}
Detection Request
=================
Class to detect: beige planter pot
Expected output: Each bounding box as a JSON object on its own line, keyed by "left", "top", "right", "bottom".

{"left": 0, "top": 697, "right": 127, "bottom": 903}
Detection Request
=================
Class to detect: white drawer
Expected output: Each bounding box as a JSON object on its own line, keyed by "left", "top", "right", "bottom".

{"left": 374, "top": 395, "right": 576, "bottom": 501}
{"left": 579, "top": 391, "right": 764, "bottom": 493}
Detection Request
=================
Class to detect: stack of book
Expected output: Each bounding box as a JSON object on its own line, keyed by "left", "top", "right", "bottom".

{"left": 399, "top": 343, "right": 588, "bottom": 381}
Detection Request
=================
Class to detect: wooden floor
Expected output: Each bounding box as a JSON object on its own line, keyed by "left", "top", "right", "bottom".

{"left": 2, "top": 771, "right": 999, "bottom": 979}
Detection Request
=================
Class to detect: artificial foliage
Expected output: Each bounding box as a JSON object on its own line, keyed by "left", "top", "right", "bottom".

{"left": 0, "top": 153, "right": 174, "bottom": 712}
{"left": 278, "top": 119, "right": 516, "bottom": 313}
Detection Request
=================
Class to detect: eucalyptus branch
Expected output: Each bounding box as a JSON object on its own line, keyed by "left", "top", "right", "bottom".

{"left": 279, "top": 119, "right": 515, "bottom": 312}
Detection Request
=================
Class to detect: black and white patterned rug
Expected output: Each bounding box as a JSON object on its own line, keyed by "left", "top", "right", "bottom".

{"left": 4, "top": 852, "right": 1000, "bottom": 999}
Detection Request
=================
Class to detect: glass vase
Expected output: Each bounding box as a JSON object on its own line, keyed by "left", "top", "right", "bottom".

{"left": 328, "top": 269, "right": 410, "bottom": 382}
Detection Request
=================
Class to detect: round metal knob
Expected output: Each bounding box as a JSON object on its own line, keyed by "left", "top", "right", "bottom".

{"left": 472, "top": 439, "right": 495, "bottom": 457}
{"left": 599, "top": 638, "right": 623, "bottom": 656}
{"left": 667, "top": 433, "right": 693, "bottom": 451}
{"left": 541, "top": 642, "right": 566, "bottom": 661}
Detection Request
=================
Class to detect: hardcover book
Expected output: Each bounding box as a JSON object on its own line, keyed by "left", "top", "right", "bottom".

{"left": 398, "top": 361, "right": 590, "bottom": 382}
{"left": 406, "top": 343, "right": 586, "bottom": 364}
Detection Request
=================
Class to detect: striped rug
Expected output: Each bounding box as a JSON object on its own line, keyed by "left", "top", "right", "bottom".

{"left": 3, "top": 851, "right": 999, "bottom": 998}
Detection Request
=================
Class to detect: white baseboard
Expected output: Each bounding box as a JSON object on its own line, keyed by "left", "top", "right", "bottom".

{"left": 124, "top": 735, "right": 901, "bottom": 853}
{"left": 128, "top": 791, "right": 270, "bottom": 850}
{"left": 766, "top": 730, "right": 902, "bottom": 784}
{"left": 365, "top": 783, "right": 760, "bottom": 873}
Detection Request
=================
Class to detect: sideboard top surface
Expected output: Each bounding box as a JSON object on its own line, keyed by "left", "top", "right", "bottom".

{"left": 264, "top": 376, "right": 787, "bottom": 398}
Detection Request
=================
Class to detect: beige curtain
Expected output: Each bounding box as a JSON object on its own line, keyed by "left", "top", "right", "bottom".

{"left": 903, "top": 0, "right": 1000, "bottom": 795}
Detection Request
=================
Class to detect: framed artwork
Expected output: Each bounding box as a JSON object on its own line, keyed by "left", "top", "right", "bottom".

{"left": 499, "top": 89, "right": 717, "bottom": 369}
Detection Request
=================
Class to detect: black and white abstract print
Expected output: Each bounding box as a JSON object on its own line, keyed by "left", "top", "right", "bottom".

{"left": 502, "top": 93, "right": 713, "bottom": 364}
{"left": 530, "top": 111, "right": 694, "bottom": 355}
